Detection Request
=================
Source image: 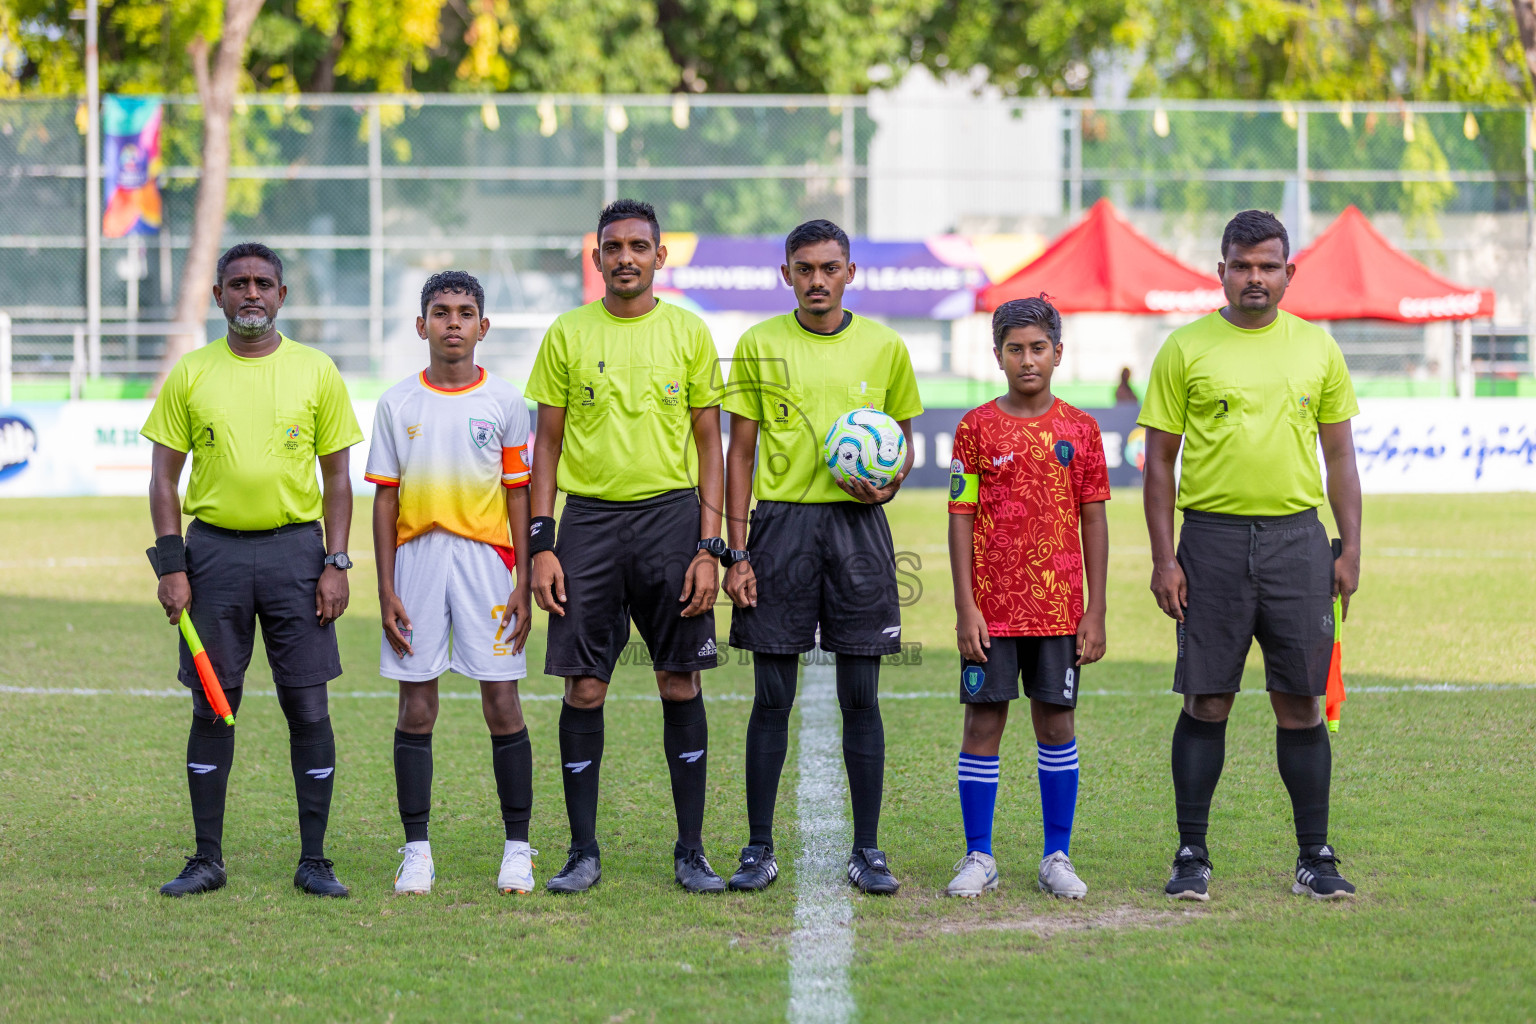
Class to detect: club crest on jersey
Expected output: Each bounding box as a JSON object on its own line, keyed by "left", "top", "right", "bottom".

{"left": 469, "top": 418, "right": 496, "bottom": 449}
{"left": 1054, "top": 440, "right": 1075, "bottom": 467}
{"left": 962, "top": 664, "right": 986, "bottom": 695}
{"left": 281, "top": 424, "right": 303, "bottom": 452}
{"left": 661, "top": 379, "right": 682, "bottom": 406}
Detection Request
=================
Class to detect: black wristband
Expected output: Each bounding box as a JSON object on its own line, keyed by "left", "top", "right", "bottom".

{"left": 153, "top": 534, "right": 187, "bottom": 576}
{"left": 529, "top": 516, "right": 557, "bottom": 556}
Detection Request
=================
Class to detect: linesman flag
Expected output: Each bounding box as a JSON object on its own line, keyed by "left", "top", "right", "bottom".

{"left": 1326, "top": 539, "right": 1347, "bottom": 733}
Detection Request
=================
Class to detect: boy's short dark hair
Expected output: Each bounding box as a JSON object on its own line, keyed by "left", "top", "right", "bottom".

{"left": 217, "top": 242, "right": 283, "bottom": 285}
{"left": 598, "top": 198, "right": 661, "bottom": 242}
{"left": 992, "top": 294, "right": 1062, "bottom": 348}
{"left": 1221, "top": 209, "right": 1290, "bottom": 260}
{"left": 785, "top": 219, "right": 850, "bottom": 263}
{"left": 419, "top": 270, "right": 485, "bottom": 318}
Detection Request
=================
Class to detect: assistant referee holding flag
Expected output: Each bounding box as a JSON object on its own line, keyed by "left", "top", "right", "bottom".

{"left": 1139, "top": 210, "right": 1362, "bottom": 901}
{"left": 144, "top": 243, "right": 363, "bottom": 898}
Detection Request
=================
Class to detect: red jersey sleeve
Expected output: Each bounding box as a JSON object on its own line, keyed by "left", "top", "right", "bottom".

{"left": 947, "top": 413, "right": 982, "bottom": 514}
{"left": 1075, "top": 415, "right": 1111, "bottom": 505}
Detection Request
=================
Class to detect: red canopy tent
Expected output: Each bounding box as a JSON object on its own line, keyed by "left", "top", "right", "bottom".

{"left": 976, "top": 198, "right": 1224, "bottom": 315}
{"left": 1281, "top": 205, "right": 1494, "bottom": 322}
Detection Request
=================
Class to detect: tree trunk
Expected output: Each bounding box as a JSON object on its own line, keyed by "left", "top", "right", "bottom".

{"left": 1515, "top": 0, "right": 1536, "bottom": 93}
{"left": 153, "top": 0, "right": 265, "bottom": 393}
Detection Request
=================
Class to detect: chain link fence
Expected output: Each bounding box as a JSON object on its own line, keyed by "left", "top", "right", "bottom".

{"left": 2, "top": 94, "right": 1532, "bottom": 391}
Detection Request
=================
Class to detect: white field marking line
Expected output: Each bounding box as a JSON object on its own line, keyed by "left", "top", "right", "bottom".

{"left": 6, "top": 682, "right": 1536, "bottom": 701}
{"left": 787, "top": 651, "right": 855, "bottom": 1024}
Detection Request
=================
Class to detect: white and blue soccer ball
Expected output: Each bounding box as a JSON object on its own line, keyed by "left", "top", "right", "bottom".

{"left": 822, "top": 408, "right": 906, "bottom": 488}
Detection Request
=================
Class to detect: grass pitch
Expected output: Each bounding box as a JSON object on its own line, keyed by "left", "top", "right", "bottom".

{"left": 2, "top": 491, "right": 1534, "bottom": 1022}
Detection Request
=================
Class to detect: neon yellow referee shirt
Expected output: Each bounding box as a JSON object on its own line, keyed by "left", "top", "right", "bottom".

{"left": 1138, "top": 310, "right": 1358, "bottom": 516}
{"left": 525, "top": 299, "right": 722, "bottom": 501}
{"left": 723, "top": 311, "right": 923, "bottom": 503}
{"left": 141, "top": 335, "right": 363, "bottom": 530}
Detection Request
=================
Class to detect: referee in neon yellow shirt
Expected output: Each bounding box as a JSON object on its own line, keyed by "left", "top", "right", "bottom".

{"left": 143, "top": 243, "right": 363, "bottom": 898}
{"left": 1139, "top": 211, "right": 1362, "bottom": 902}
{"left": 527, "top": 200, "right": 726, "bottom": 894}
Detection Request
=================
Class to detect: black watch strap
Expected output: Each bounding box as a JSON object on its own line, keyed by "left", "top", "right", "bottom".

{"left": 724, "top": 548, "right": 750, "bottom": 568}
{"left": 697, "top": 536, "right": 726, "bottom": 558}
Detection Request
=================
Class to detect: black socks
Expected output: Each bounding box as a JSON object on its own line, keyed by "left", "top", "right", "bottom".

{"left": 837, "top": 654, "right": 884, "bottom": 852}
{"left": 491, "top": 728, "right": 533, "bottom": 843}
{"left": 1277, "top": 722, "right": 1332, "bottom": 850}
{"left": 745, "top": 653, "right": 799, "bottom": 849}
{"left": 1171, "top": 711, "right": 1227, "bottom": 850}
{"left": 395, "top": 728, "right": 532, "bottom": 845}
{"left": 185, "top": 687, "right": 243, "bottom": 861}
{"left": 662, "top": 693, "right": 709, "bottom": 853}
{"left": 394, "top": 729, "right": 433, "bottom": 843}
{"left": 288, "top": 716, "right": 336, "bottom": 860}
{"left": 558, "top": 701, "right": 604, "bottom": 854}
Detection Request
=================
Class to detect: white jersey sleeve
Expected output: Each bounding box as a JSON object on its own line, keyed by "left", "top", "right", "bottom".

{"left": 364, "top": 394, "right": 401, "bottom": 486}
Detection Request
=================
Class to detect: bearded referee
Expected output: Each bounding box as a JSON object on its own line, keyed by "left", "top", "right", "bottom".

{"left": 144, "top": 243, "right": 362, "bottom": 898}
{"left": 1139, "top": 210, "right": 1362, "bottom": 901}
{"left": 527, "top": 200, "right": 727, "bottom": 894}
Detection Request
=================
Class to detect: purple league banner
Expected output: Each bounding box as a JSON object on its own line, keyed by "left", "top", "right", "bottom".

{"left": 653, "top": 237, "right": 987, "bottom": 319}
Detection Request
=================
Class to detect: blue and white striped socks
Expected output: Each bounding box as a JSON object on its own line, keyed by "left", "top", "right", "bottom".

{"left": 1037, "top": 739, "right": 1080, "bottom": 857}
{"left": 957, "top": 753, "right": 1000, "bottom": 855}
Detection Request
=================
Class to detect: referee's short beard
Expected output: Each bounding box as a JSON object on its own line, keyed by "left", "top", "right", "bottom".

{"left": 229, "top": 312, "right": 275, "bottom": 338}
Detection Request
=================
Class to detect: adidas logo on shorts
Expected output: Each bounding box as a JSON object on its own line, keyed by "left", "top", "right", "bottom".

{"left": 697, "top": 638, "right": 718, "bottom": 658}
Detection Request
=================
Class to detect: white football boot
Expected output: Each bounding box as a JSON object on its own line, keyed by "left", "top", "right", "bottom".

{"left": 394, "top": 843, "right": 434, "bottom": 894}
{"left": 497, "top": 841, "right": 537, "bottom": 894}
{"left": 945, "top": 851, "right": 999, "bottom": 897}
{"left": 1037, "top": 850, "right": 1087, "bottom": 899}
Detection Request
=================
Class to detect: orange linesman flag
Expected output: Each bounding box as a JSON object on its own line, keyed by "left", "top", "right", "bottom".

{"left": 1326, "top": 593, "right": 1345, "bottom": 733}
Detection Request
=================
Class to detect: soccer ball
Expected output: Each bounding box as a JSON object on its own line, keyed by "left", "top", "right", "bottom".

{"left": 822, "top": 408, "right": 906, "bottom": 488}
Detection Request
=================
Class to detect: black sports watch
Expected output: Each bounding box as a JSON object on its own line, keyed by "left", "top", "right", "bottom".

{"left": 697, "top": 537, "right": 726, "bottom": 559}
{"left": 324, "top": 552, "right": 353, "bottom": 571}
{"left": 723, "top": 548, "right": 750, "bottom": 568}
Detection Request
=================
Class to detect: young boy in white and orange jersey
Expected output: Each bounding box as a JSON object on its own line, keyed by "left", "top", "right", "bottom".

{"left": 365, "top": 271, "right": 536, "bottom": 896}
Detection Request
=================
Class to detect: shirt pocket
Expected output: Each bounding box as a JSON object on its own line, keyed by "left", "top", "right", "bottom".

{"left": 847, "top": 383, "right": 887, "bottom": 413}
{"left": 566, "top": 366, "right": 609, "bottom": 418}
{"left": 650, "top": 366, "right": 687, "bottom": 417}
{"left": 269, "top": 409, "right": 315, "bottom": 461}
{"left": 189, "top": 413, "right": 231, "bottom": 459}
{"left": 1191, "top": 380, "right": 1247, "bottom": 430}
{"left": 1285, "top": 377, "right": 1322, "bottom": 426}
{"left": 760, "top": 386, "right": 804, "bottom": 433}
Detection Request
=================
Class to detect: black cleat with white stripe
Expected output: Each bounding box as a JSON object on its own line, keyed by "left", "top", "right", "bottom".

{"left": 727, "top": 844, "right": 779, "bottom": 891}
{"left": 1165, "top": 845, "right": 1212, "bottom": 901}
{"left": 1293, "top": 845, "right": 1356, "bottom": 899}
{"left": 847, "top": 848, "right": 899, "bottom": 895}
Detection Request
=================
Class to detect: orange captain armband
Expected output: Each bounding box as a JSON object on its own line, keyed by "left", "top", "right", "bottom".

{"left": 502, "top": 443, "right": 532, "bottom": 488}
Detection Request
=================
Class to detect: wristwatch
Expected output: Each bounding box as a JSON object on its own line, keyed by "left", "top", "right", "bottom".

{"left": 324, "top": 552, "right": 353, "bottom": 571}
{"left": 723, "top": 548, "right": 750, "bottom": 568}
{"left": 697, "top": 537, "right": 726, "bottom": 559}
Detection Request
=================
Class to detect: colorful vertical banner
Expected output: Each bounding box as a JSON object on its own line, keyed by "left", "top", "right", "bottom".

{"left": 101, "top": 96, "right": 163, "bottom": 238}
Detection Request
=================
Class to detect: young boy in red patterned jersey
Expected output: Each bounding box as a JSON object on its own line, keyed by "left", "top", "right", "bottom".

{"left": 944, "top": 295, "right": 1110, "bottom": 899}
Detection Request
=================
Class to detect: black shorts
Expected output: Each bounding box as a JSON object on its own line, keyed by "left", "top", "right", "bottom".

{"left": 1174, "top": 508, "right": 1335, "bottom": 697}
{"left": 960, "top": 635, "right": 1080, "bottom": 706}
{"left": 178, "top": 519, "right": 342, "bottom": 690}
{"left": 728, "top": 499, "right": 902, "bottom": 657}
{"left": 544, "top": 489, "right": 718, "bottom": 682}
